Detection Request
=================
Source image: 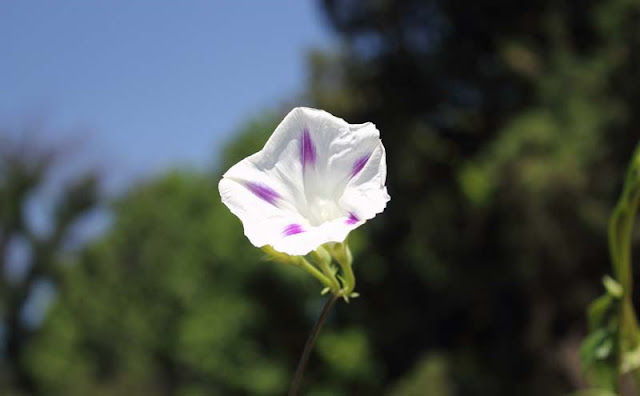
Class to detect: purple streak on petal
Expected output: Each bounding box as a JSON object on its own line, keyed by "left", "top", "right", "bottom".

{"left": 351, "top": 153, "right": 371, "bottom": 177}
{"left": 283, "top": 223, "right": 305, "bottom": 236}
{"left": 300, "top": 128, "right": 317, "bottom": 169}
{"left": 346, "top": 212, "right": 359, "bottom": 225}
{"left": 245, "top": 182, "right": 280, "bottom": 206}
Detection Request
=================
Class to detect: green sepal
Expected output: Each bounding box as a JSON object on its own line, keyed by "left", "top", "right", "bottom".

{"left": 602, "top": 276, "right": 623, "bottom": 299}
{"left": 261, "top": 245, "right": 302, "bottom": 266}
{"left": 621, "top": 342, "right": 640, "bottom": 373}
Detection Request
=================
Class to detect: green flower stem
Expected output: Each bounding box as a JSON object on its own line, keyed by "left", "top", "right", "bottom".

{"left": 289, "top": 294, "right": 338, "bottom": 396}
{"left": 329, "top": 242, "right": 356, "bottom": 297}
{"left": 310, "top": 249, "right": 341, "bottom": 293}
{"left": 298, "top": 257, "right": 333, "bottom": 291}
{"left": 338, "top": 258, "right": 356, "bottom": 296}
{"left": 317, "top": 260, "right": 341, "bottom": 293}
{"left": 613, "top": 203, "right": 640, "bottom": 344}
{"left": 609, "top": 143, "right": 640, "bottom": 387}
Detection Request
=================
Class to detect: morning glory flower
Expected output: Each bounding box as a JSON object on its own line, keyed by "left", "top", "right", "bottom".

{"left": 219, "top": 107, "right": 390, "bottom": 256}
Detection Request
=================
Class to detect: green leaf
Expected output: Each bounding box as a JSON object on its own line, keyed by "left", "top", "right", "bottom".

{"left": 580, "top": 328, "right": 618, "bottom": 390}
{"left": 567, "top": 389, "right": 617, "bottom": 396}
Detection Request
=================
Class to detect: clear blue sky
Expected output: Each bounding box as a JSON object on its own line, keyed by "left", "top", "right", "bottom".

{"left": 0, "top": 0, "right": 333, "bottom": 191}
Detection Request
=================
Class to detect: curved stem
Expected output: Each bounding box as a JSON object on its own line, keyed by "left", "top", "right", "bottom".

{"left": 610, "top": 144, "right": 640, "bottom": 389}
{"left": 288, "top": 295, "right": 338, "bottom": 396}
{"left": 299, "top": 257, "right": 333, "bottom": 290}
{"left": 329, "top": 242, "right": 355, "bottom": 296}
{"left": 311, "top": 250, "right": 341, "bottom": 293}
{"left": 339, "top": 259, "right": 356, "bottom": 296}
{"left": 318, "top": 260, "right": 341, "bottom": 293}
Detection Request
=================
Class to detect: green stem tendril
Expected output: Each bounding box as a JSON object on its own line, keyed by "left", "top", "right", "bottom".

{"left": 288, "top": 294, "right": 338, "bottom": 396}
{"left": 338, "top": 258, "right": 355, "bottom": 296}
{"left": 608, "top": 143, "right": 640, "bottom": 388}
{"left": 298, "top": 257, "right": 333, "bottom": 291}
{"left": 310, "top": 248, "right": 341, "bottom": 294}
{"left": 329, "top": 242, "right": 356, "bottom": 298}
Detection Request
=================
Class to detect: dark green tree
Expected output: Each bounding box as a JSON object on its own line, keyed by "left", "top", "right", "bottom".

{"left": 305, "top": 0, "right": 640, "bottom": 394}
{"left": 0, "top": 136, "right": 99, "bottom": 394}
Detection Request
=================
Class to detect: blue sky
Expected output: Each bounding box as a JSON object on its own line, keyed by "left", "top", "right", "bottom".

{"left": 0, "top": 1, "right": 334, "bottom": 191}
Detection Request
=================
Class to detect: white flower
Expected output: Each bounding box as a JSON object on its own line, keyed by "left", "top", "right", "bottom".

{"left": 219, "top": 107, "right": 390, "bottom": 256}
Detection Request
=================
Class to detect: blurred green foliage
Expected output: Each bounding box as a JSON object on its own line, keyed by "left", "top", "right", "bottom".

{"left": 25, "top": 172, "right": 300, "bottom": 395}
{"left": 3, "top": 0, "right": 640, "bottom": 395}
{"left": 579, "top": 144, "right": 640, "bottom": 393}
{"left": 0, "top": 137, "right": 99, "bottom": 395}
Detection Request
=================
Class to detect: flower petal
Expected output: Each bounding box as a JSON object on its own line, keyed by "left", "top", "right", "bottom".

{"left": 325, "top": 121, "right": 382, "bottom": 185}
{"left": 270, "top": 217, "right": 361, "bottom": 256}
{"left": 301, "top": 127, "right": 317, "bottom": 169}
{"left": 339, "top": 142, "right": 390, "bottom": 222}
{"left": 351, "top": 153, "right": 372, "bottom": 178}
{"left": 219, "top": 177, "right": 303, "bottom": 249}
{"left": 221, "top": 175, "right": 361, "bottom": 255}
{"left": 244, "top": 181, "right": 281, "bottom": 206}
{"left": 283, "top": 223, "right": 305, "bottom": 236}
{"left": 346, "top": 212, "right": 360, "bottom": 225}
{"left": 219, "top": 107, "right": 390, "bottom": 256}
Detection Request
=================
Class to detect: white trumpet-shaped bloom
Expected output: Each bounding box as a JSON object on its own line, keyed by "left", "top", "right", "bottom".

{"left": 219, "top": 107, "right": 390, "bottom": 255}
